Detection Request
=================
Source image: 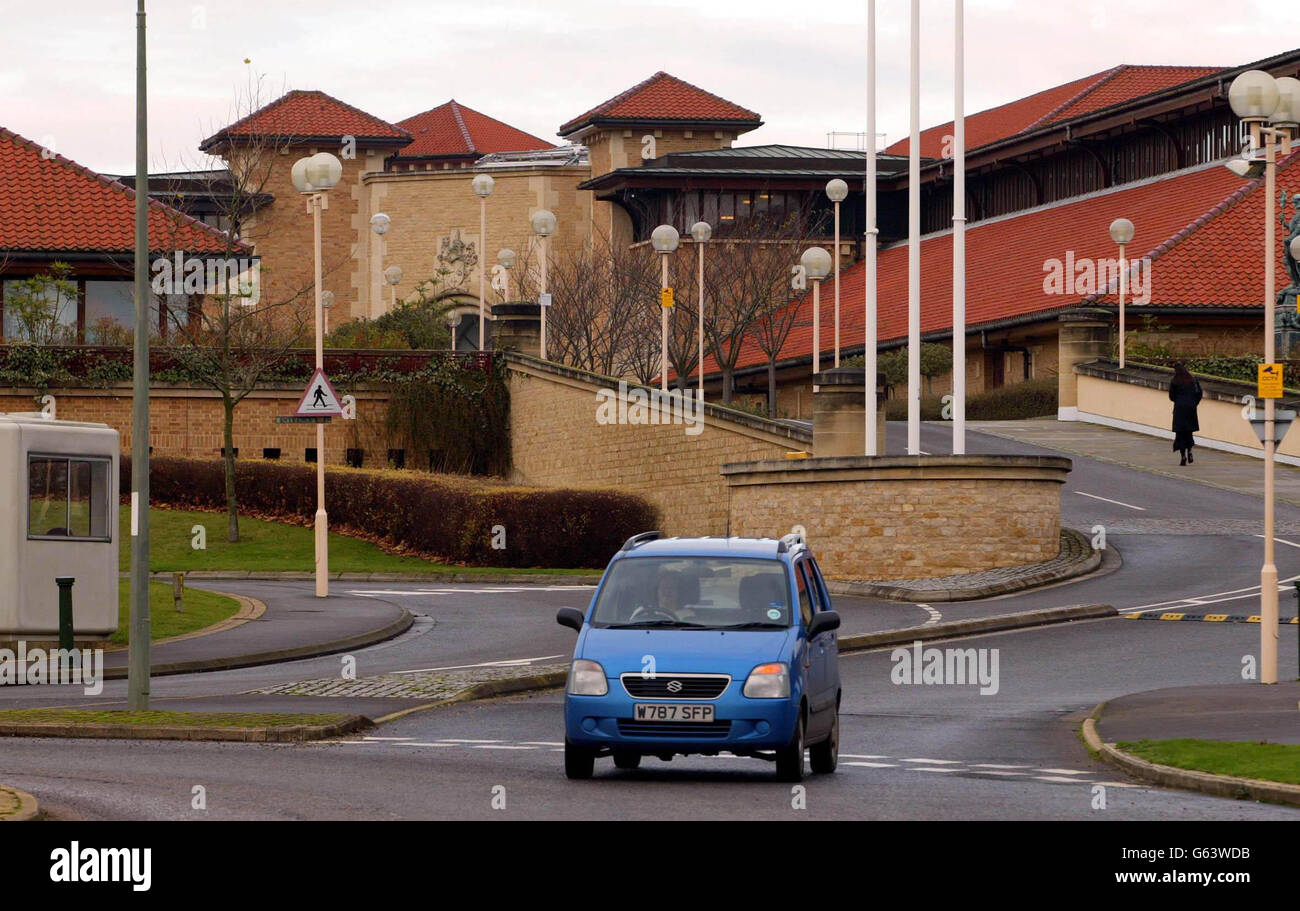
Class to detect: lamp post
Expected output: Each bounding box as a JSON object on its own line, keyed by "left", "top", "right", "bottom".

{"left": 531, "top": 210, "right": 557, "bottom": 360}
{"left": 447, "top": 308, "right": 461, "bottom": 350}
{"left": 473, "top": 174, "right": 495, "bottom": 352}
{"left": 906, "top": 0, "right": 922, "bottom": 455}
{"left": 825, "top": 180, "right": 848, "bottom": 368}
{"left": 498, "top": 248, "right": 516, "bottom": 303}
{"left": 652, "top": 225, "right": 681, "bottom": 392}
{"left": 1109, "top": 218, "right": 1135, "bottom": 368}
{"left": 691, "top": 222, "right": 712, "bottom": 402}
{"left": 952, "top": 0, "right": 967, "bottom": 455}
{"left": 384, "top": 265, "right": 402, "bottom": 312}
{"left": 290, "top": 150, "right": 343, "bottom": 599}
{"left": 369, "top": 213, "right": 390, "bottom": 317}
{"left": 1226, "top": 69, "right": 1300, "bottom": 685}
{"left": 801, "top": 247, "right": 832, "bottom": 378}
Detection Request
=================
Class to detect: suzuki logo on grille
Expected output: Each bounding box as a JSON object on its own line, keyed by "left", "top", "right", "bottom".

{"left": 666, "top": 680, "right": 683, "bottom": 694}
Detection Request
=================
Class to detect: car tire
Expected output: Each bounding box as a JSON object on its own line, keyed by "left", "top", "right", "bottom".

{"left": 613, "top": 751, "right": 642, "bottom": 770}
{"left": 809, "top": 709, "right": 839, "bottom": 774}
{"left": 565, "top": 740, "right": 596, "bottom": 780}
{"left": 775, "top": 714, "right": 806, "bottom": 783}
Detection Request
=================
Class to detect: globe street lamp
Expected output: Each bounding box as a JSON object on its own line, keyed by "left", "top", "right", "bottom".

{"left": 691, "top": 221, "right": 712, "bottom": 403}
{"left": 531, "top": 210, "right": 557, "bottom": 360}
{"left": 291, "top": 150, "right": 343, "bottom": 598}
{"left": 369, "top": 213, "right": 390, "bottom": 318}
{"left": 801, "top": 247, "right": 833, "bottom": 378}
{"left": 472, "top": 174, "right": 496, "bottom": 352}
{"left": 825, "top": 179, "right": 849, "bottom": 368}
{"left": 384, "top": 265, "right": 403, "bottom": 312}
{"left": 1109, "top": 218, "right": 1136, "bottom": 369}
{"left": 1225, "top": 68, "right": 1300, "bottom": 685}
{"left": 652, "top": 225, "right": 681, "bottom": 392}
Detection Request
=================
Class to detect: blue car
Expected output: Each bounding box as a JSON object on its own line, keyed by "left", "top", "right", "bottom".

{"left": 556, "top": 532, "right": 841, "bottom": 781}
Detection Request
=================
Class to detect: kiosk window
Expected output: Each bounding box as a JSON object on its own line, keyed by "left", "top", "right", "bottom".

{"left": 28, "top": 456, "right": 111, "bottom": 542}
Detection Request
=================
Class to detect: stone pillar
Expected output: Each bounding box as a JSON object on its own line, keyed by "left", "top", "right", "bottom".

{"left": 1057, "top": 308, "right": 1113, "bottom": 422}
{"left": 813, "top": 366, "right": 888, "bottom": 457}
{"left": 490, "top": 303, "right": 541, "bottom": 357}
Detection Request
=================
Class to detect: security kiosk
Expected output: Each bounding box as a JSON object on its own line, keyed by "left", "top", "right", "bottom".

{"left": 0, "top": 413, "right": 120, "bottom": 638}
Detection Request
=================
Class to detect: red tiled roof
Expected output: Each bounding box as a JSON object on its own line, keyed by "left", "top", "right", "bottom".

{"left": 711, "top": 158, "right": 1292, "bottom": 376}
{"left": 887, "top": 65, "right": 1224, "bottom": 159}
{"left": 394, "top": 100, "right": 552, "bottom": 159}
{"left": 0, "top": 127, "right": 243, "bottom": 256}
{"left": 560, "top": 72, "right": 762, "bottom": 136}
{"left": 200, "top": 90, "right": 409, "bottom": 151}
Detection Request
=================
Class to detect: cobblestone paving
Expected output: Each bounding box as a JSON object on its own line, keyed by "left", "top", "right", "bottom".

{"left": 249, "top": 662, "right": 567, "bottom": 700}
{"left": 866, "top": 530, "right": 1092, "bottom": 592}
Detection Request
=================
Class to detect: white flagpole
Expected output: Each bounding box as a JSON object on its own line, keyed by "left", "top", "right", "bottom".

{"left": 953, "top": 0, "right": 967, "bottom": 455}
{"left": 907, "top": 0, "right": 922, "bottom": 455}
{"left": 866, "top": 0, "right": 879, "bottom": 456}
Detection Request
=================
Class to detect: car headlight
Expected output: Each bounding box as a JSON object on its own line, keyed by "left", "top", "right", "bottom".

{"left": 743, "top": 662, "right": 790, "bottom": 699}
{"left": 567, "top": 659, "right": 609, "bottom": 696}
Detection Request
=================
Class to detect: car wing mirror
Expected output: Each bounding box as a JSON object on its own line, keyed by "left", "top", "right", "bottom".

{"left": 808, "top": 611, "right": 841, "bottom": 638}
{"left": 556, "top": 607, "right": 585, "bottom": 632}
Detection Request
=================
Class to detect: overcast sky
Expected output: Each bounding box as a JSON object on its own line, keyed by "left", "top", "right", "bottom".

{"left": 2, "top": 0, "right": 1297, "bottom": 175}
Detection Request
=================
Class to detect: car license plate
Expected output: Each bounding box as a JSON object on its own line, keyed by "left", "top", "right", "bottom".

{"left": 633, "top": 704, "right": 715, "bottom": 723}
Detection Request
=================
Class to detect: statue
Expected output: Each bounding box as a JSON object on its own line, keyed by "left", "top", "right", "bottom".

{"left": 1280, "top": 191, "right": 1300, "bottom": 301}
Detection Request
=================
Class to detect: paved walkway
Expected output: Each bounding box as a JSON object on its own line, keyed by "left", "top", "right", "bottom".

{"left": 971, "top": 419, "right": 1300, "bottom": 505}
{"left": 1097, "top": 683, "right": 1300, "bottom": 745}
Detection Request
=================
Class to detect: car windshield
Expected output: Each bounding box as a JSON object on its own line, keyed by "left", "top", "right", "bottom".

{"left": 590, "top": 557, "right": 793, "bottom": 631}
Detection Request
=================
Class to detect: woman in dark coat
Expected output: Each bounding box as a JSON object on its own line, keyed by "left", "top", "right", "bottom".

{"left": 1169, "top": 363, "right": 1203, "bottom": 466}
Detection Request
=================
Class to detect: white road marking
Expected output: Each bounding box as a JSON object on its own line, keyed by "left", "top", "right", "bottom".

{"left": 917, "top": 604, "right": 942, "bottom": 627}
{"left": 901, "top": 758, "right": 963, "bottom": 765}
{"left": 845, "top": 762, "right": 898, "bottom": 769}
{"left": 1075, "top": 491, "right": 1146, "bottom": 511}
{"left": 912, "top": 767, "right": 961, "bottom": 773}
{"left": 390, "top": 656, "right": 565, "bottom": 675}
{"left": 1256, "top": 535, "right": 1300, "bottom": 549}
{"left": 1036, "top": 775, "right": 1091, "bottom": 783}
{"left": 437, "top": 739, "right": 502, "bottom": 744}
{"left": 519, "top": 741, "right": 565, "bottom": 747}
{"left": 973, "top": 770, "right": 1027, "bottom": 777}
{"left": 969, "top": 763, "right": 1031, "bottom": 769}
{"left": 1123, "top": 572, "right": 1300, "bottom": 615}
{"left": 1037, "top": 768, "right": 1089, "bottom": 776}
{"left": 841, "top": 754, "right": 892, "bottom": 761}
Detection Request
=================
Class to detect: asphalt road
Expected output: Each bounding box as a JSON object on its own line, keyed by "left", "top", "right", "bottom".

{"left": 2, "top": 421, "right": 1297, "bottom": 819}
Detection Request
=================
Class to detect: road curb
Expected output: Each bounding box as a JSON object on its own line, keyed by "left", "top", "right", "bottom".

{"left": 0, "top": 784, "right": 41, "bottom": 821}
{"left": 150, "top": 571, "right": 602, "bottom": 585}
{"left": 837, "top": 603, "right": 1117, "bottom": 653}
{"left": 370, "top": 604, "right": 1117, "bottom": 724}
{"left": 104, "top": 609, "right": 414, "bottom": 680}
{"left": 829, "top": 529, "right": 1101, "bottom": 603}
{"left": 0, "top": 714, "right": 371, "bottom": 743}
{"left": 1083, "top": 711, "right": 1300, "bottom": 809}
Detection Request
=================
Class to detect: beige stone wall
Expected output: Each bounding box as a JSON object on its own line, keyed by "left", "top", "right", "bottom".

{"left": 506, "top": 356, "right": 811, "bottom": 536}
{"left": 0, "top": 386, "right": 396, "bottom": 465}
{"left": 361, "top": 167, "right": 593, "bottom": 319}
{"left": 725, "top": 457, "right": 1069, "bottom": 581}
{"left": 585, "top": 127, "right": 737, "bottom": 179}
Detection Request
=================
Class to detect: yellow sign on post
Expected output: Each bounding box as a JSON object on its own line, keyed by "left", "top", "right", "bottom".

{"left": 1259, "top": 363, "right": 1285, "bottom": 399}
{"left": 661, "top": 287, "right": 675, "bottom": 309}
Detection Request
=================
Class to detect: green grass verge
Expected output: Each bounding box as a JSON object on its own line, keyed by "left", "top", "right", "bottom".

{"left": 1118, "top": 739, "right": 1300, "bottom": 786}
{"left": 113, "top": 579, "right": 241, "bottom": 645}
{"left": 119, "top": 507, "right": 593, "bottom": 576}
{"left": 0, "top": 709, "right": 349, "bottom": 728}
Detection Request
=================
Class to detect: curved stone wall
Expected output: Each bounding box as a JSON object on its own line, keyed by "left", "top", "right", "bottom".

{"left": 722, "top": 455, "right": 1072, "bottom": 582}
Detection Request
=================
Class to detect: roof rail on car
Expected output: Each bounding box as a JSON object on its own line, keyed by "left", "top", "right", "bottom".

{"left": 621, "top": 531, "right": 664, "bottom": 553}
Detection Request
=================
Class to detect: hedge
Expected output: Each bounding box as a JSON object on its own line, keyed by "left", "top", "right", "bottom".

{"left": 884, "top": 378, "right": 1058, "bottom": 422}
{"left": 121, "top": 457, "right": 659, "bottom": 569}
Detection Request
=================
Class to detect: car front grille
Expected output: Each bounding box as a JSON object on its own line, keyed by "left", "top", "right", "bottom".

{"left": 617, "top": 719, "right": 733, "bottom": 739}
{"left": 621, "top": 674, "right": 731, "bottom": 700}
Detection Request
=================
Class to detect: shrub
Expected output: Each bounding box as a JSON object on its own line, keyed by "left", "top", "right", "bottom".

{"left": 884, "top": 378, "right": 1058, "bottom": 422}
{"left": 122, "top": 457, "right": 658, "bottom": 569}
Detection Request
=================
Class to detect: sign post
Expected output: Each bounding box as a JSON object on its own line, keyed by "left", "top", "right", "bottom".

{"left": 294, "top": 368, "right": 343, "bottom": 597}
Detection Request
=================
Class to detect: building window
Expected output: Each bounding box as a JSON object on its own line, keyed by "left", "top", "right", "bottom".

{"left": 346, "top": 448, "right": 363, "bottom": 468}
{"left": 387, "top": 449, "right": 405, "bottom": 469}
{"left": 220, "top": 447, "right": 238, "bottom": 458}
{"left": 305, "top": 448, "right": 318, "bottom": 463}
{"left": 27, "top": 455, "right": 112, "bottom": 542}
{"left": 262, "top": 448, "right": 281, "bottom": 460}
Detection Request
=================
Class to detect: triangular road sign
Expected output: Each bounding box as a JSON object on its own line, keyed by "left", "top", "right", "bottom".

{"left": 295, "top": 368, "right": 344, "bottom": 417}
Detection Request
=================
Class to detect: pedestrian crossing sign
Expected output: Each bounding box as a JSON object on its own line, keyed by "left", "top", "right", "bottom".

{"left": 295, "top": 368, "right": 344, "bottom": 417}
{"left": 1258, "top": 363, "right": 1284, "bottom": 400}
